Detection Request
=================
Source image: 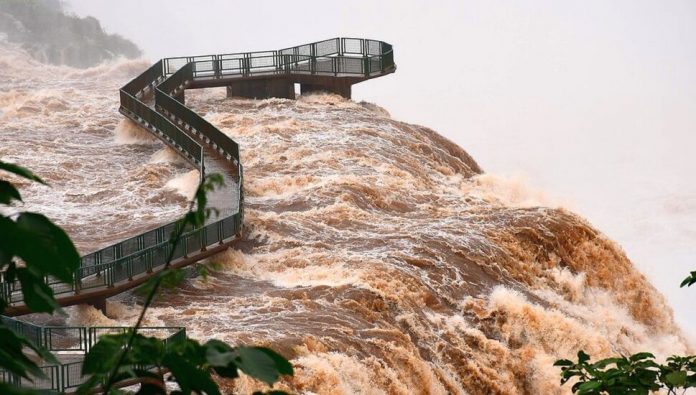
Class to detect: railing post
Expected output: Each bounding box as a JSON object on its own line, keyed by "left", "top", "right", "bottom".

{"left": 40, "top": 327, "right": 47, "bottom": 350}
{"left": 310, "top": 44, "right": 316, "bottom": 75}
{"left": 213, "top": 55, "right": 220, "bottom": 79}
{"left": 81, "top": 327, "right": 87, "bottom": 352}
{"left": 146, "top": 249, "right": 153, "bottom": 273}
{"left": 108, "top": 265, "right": 114, "bottom": 288}
{"left": 244, "top": 53, "right": 251, "bottom": 77}
{"left": 183, "top": 235, "right": 188, "bottom": 258}
{"left": 274, "top": 50, "right": 280, "bottom": 73}
{"left": 293, "top": 47, "right": 298, "bottom": 70}
{"left": 201, "top": 227, "right": 207, "bottom": 251}
{"left": 73, "top": 272, "right": 80, "bottom": 295}
{"left": 1, "top": 281, "right": 8, "bottom": 305}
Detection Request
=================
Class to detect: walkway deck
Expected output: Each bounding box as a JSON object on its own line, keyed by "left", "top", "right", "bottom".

{"left": 1, "top": 37, "right": 395, "bottom": 316}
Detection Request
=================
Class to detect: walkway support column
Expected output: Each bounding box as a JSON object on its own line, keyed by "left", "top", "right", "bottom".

{"left": 89, "top": 298, "right": 107, "bottom": 315}
{"left": 226, "top": 78, "right": 295, "bottom": 100}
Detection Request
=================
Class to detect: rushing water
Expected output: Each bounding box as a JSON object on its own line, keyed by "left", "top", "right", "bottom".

{"left": 0, "top": 42, "right": 194, "bottom": 253}
{"left": 1, "top": 41, "right": 691, "bottom": 394}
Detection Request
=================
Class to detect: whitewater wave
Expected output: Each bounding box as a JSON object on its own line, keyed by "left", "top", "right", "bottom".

{"left": 114, "top": 118, "right": 157, "bottom": 145}
{"left": 90, "top": 90, "right": 691, "bottom": 393}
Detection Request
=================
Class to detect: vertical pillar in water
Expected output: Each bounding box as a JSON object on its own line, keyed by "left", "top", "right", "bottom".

{"left": 89, "top": 298, "right": 107, "bottom": 315}
{"left": 226, "top": 79, "right": 295, "bottom": 100}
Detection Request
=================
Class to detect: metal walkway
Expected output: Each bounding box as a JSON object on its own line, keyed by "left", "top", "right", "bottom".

{"left": 1, "top": 37, "right": 395, "bottom": 316}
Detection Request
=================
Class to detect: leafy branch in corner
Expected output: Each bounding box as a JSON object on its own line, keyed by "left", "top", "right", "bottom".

{"left": 555, "top": 268, "right": 696, "bottom": 394}
{"left": 555, "top": 351, "right": 696, "bottom": 395}
{"left": 0, "top": 161, "right": 294, "bottom": 394}
{"left": 0, "top": 160, "right": 80, "bottom": 395}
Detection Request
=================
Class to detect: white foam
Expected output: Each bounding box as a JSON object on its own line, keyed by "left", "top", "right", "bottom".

{"left": 165, "top": 170, "right": 200, "bottom": 200}
{"left": 114, "top": 118, "right": 157, "bottom": 145}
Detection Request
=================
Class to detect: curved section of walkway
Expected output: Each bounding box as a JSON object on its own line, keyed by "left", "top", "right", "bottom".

{"left": 1, "top": 37, "right": 395, "bottom": 316}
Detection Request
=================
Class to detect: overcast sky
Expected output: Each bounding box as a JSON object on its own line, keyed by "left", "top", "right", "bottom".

{"left": 67, "top": 0, "right": 696, "bottom": 332}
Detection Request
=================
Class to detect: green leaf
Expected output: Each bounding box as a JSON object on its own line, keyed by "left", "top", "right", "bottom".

{"left": 163, "top": 352, "right": 220, "bottom": 395}
{"left": 0, "top": 180, "right": 22, "bottom": 204}
{"left": 593, "top": 357, "right": 623, "bottom": 369}
{"left": 680, "top": 271, "right": 696, "bottom": 288}
{"left": 14, "top": 212, "right": 80, "bottom": 282}
{"left": 234, "top": 346, "right": 293, "bottom": 386}
{"left": 82, "top": 334, "right": 125, "bottom": 375}
{"left": 578, "top": 350, "right": 591, "bottom": 364}
{"left": 665, "top": 371, "right": 687, "bottom": 387}
{"left": 553, "top": 359, "right": 573, "bottom": 367}
{"left": 577, "top": 380, "right": 601, "bottom": 391}
{"left": 0, "top": 325, "right": 53, "bottom": 380}
{"left": 205, "top": 339, "right": 236, "bottom": 367}
{"left": 0, "top": 216, "right": 18, "bottom": 269}
{"left": 0, "top": 161, "right": 46, "bottom": 185}
{"left": 16, "top": 268, "right": 60, "bottom": 313}
{"left": 128, "top": 334, "right": 165, "bottom": 366}
{"left": 203, "top": 339, "right": 240, "bottom": 379}
{"left": 629, "top": 352, "right": 655, "bottom": 362}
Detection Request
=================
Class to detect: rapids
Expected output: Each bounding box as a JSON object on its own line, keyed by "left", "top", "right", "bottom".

{"left": 0, "top": 40, "right": 691, "bottom": 394}
{"left": 0, "top": 41, "right": 192, "bottom": 252}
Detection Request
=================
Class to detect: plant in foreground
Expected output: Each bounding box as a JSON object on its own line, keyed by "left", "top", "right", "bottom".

{"left": 0, "top": 160, "right": 293, "bottom": 394}
{"left": 555, "top": 274, "right": 696, "bottom": 395}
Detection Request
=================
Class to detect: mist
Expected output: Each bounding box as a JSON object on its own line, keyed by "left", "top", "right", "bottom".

{"left": 63, "top": 0, "right": 696, "bottom": 332}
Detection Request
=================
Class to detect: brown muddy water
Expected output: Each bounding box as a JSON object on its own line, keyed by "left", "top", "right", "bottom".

{"left": 0, "top": 41, "right": 690, "bottom": 394}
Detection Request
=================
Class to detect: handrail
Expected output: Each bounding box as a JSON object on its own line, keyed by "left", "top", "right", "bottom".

{"left": 0, "top": 36, "right": 392, "bottom": 392}
{"left": 119, "top": 61, "right": 204, "bottom": 169}
{"left": 156, "top": 62, "right": 241, "bottom": 162}
{"left": 162, "top": 37, "right": 395, "bottom": 79}
{"left": 0, "top": 316, "right": 185, "bottom": 391}
{"left": 0, "top": 214, "right": 242, "bottom": 304}
{"left": 1, "top": 37, "right": 394, "bottom": 310}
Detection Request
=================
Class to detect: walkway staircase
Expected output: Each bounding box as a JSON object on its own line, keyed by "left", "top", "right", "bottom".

{"left": 1, "top": 37, "right": 395, "bottom": 315}
{"left": 0, "top": 37, "right": 395, "bottom": 392}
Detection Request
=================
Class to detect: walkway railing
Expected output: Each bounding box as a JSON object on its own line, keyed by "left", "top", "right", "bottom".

{"left": 0, "top": 214, "right": 242, "bottom": 304}
{"left": 1, "top": 36, "right": 394, "bottom": 392}
{"left": 1, "top": 38, "right": 395, "bottom": 310}
{"left": 1, "top": 56, "right": 245, "bottom": 306}
{"left": 120, "top": 60, "right": 204, "bottom": 168}
{"left": 156, "top": 62, "right": 241, "bottom": 162}
{"left": 162, "top": 37, "right": 395, "bottom": 79}
{"left": 0, "top": 317, "right": 184, "bottom": 392}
